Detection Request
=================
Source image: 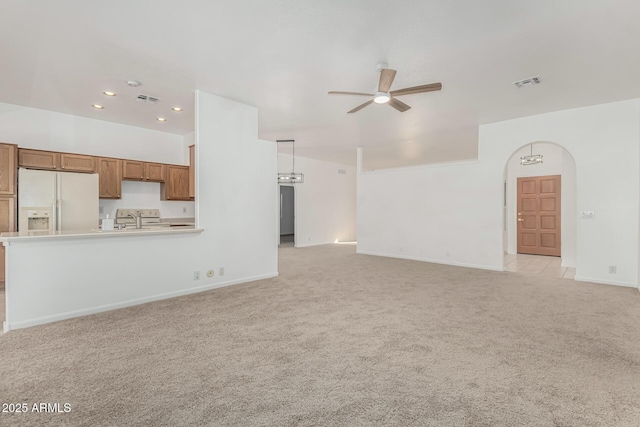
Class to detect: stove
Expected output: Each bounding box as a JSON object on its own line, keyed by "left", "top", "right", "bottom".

{"left": 115, "top": 209, "right": 170, "bottom": 228}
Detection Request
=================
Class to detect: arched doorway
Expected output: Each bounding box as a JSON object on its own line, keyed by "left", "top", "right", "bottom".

{"left": 502, "top": 142, "right": 577, "bottom": 277}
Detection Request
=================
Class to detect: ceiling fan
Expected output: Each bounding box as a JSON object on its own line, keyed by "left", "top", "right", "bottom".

{"left": 328, "top": 63, "right": 442, "bottom": 113}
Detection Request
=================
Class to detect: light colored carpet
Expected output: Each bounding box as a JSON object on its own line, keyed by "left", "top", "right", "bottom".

{"left": 1, "top": 244, "right": 639, "bottom": 426}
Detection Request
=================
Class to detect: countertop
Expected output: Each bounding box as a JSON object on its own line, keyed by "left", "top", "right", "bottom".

{"left": 0, "top": 225, "right": 202, "bottom": 243}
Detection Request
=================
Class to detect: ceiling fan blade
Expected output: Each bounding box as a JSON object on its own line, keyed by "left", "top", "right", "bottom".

{"left": 347, "top": 99, "right": 374, "bottom": 114}
{"left": 390, "top": 82, "right": 442, "bottom": 96}
{"left": 328, "top": 91, "right": 374, "bottom": 96}
{"left": 388, "top": 98, "right": 411, "bottom": 112}
{"left": 378, "top": 69, "right": 397, "bottom": 93}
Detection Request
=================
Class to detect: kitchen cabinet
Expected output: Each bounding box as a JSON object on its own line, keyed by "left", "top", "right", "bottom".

{"left": 189, "top": 145, "right": 195, "bottom": 200}
{"left": 0, "top": 143, "right": 17, "bottom": 196}
{"left": 161, "top": 165, "right": 190, "bottom": 200}
{"left": 98, "top": 158, "right": 122, "bottom": 199}
{"left": 123, "top": 160, "right": 166, "bottom": 182}
{"left": 122, "top": 160, "right": 145, "bottom": 181}
{"left": 60, "top": 153, "right": 96, "bottom": 173}
{"left": 18, "top": 149, "right": 60, "bottom": 170}
{"left": 0, "top": 197, "right": 15, "bottom": 282}
{"left": 145, "top": 163, "right": 166, "bottom": 182}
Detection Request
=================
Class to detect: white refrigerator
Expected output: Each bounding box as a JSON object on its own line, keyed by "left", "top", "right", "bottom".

{"left": 18, "top": 168, "right": 99, "bottom": 232}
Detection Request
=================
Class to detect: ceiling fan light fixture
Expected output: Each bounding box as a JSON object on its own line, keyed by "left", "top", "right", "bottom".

{"left": 373, "top": 92, "right": 391, "bottom": 104}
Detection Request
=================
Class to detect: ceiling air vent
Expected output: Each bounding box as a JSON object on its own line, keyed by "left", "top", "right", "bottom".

{"left": 136, "top": 94, "right": 160, "bottom": 103}
{"left": 513, "top": 76, "right": 542, "bottom": 89}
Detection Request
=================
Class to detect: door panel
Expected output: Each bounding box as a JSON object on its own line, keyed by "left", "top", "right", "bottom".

{"left": 517, "top": 175, "right": 561, "bottom": 256}
{"left": 57, "top": 172, "right": 99, "bottom": 231}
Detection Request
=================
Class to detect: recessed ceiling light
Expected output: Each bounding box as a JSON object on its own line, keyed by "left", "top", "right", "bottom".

{"left": 126, "top": 80, "right": 142, "bottom": 87}
{"left": 171, "top": 106, "right": 183, "bottom": 112}
{"left": 92, "top": 104, "right": 104, "bottom": 109}
{"left": 103, "top": 91, "right": 116, "bottom": 96}
{"left": 157, "top": 117, "right": 166, "bottom": 122}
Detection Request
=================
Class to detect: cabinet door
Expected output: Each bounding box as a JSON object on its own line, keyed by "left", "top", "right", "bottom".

{"left": 0, "top": 197, "right": 15, "bottom": 233}
{"left": 122, "top": 160, "right": 145, "bottom": 180}
{"left": 60, "top": 153, "right": 96, "bottom": 173}
{"left": 0, "top": 196, "right": 15, "bottom": 281}
{"left": 188, "top": 145, "right": 195, "bottom": 199}
{"left": 145, "top": 163, "right": 166, "bottom": 182}
{"left": 161, "top": 165, "right": 190, "bottom": 200}
{"left": 18, "top": 149, "right": 60, "bottom": 170}
{"left": 98, "top": 158, "right": 122, "bottom": 199}
{"left": 0, "top": 143, "right": 17, "bottom": 196}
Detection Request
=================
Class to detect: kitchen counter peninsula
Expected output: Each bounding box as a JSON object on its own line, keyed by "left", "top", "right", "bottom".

{"left": 0, "top": 225, "right": 202, "bottom": 242}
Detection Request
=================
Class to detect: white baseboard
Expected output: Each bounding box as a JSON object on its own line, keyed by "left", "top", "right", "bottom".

{"left": 356, "top": 250, "right": 504, "bottom": 272}
{"left": 4, "top": 272, "right": 279, "bottom": 332}
{"left": 293, "top": 241, "right": 336, "bottom": 248}
{"left": 573, "top": 275, "right": 637, "bottom": 289}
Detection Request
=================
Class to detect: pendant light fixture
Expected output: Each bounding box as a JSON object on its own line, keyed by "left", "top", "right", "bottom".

{"left": 277, "top": 139, "right": 304, "bottom": 184}
{"left": 520, "top": 143, "right": 543, "bottom": 165}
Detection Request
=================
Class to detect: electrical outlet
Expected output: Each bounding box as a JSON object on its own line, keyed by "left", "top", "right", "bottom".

{"left": 183, "top": 207, "right": 187, "bottom": 214}
{"left": 193, "top": 271, "right": 200, "bottom": 280}
{"left": 219, "top": 267, "right": 224, "bottom": 276}
{"left": 609, "top": 265, "right": 617, "bottom": 274}
{"left": 99, "top": 206, "right": 104, "bottom": 214}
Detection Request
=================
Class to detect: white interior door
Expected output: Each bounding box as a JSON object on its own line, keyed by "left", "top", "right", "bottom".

{"left": 57, "top": 172, "right": 99, "bottom": 231}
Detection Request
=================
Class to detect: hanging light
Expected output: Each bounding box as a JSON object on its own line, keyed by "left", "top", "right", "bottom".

{"left": 277, "top": 139, "right": 304, "bottom": 184}
{"left": 520, "top": 143, "right": 543, "bottom": 165}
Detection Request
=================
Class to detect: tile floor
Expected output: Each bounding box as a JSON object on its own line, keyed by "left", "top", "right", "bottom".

{"left": 504, "top": 253, "right": 576, "bottom": 279}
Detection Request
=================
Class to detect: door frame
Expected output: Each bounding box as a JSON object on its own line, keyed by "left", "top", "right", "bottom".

{"left": 278, "top": 184, "right": 296, "bottom": 246}
{"left": 502, "top": 141, "right": 577, "bottom": 269}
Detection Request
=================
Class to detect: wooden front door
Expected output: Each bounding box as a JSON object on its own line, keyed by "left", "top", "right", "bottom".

{"left": 517, "top": 175, "right": 561, "bottom": 256}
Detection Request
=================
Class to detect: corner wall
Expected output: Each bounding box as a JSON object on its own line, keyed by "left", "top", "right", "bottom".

{"left": 357, "top": 99, "right": 640, "bottom": 288}
{"left": 278, "top": 153, "right": 356, "bottom": 246}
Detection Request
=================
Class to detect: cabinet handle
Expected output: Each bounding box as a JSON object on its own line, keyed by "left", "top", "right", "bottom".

{"left": 53, "top": 166, "right": 57, "bottom": 169}
{"left": 61, "top": 165, "right": 65, "bottom": 169}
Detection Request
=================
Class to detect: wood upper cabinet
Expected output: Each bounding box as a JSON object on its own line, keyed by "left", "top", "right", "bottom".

{"left": 145, "top": 163, "right": 166, "bottom": 182}
{"left": 0, "top": 143, "right": 17, "bottom": 196}
{"left": 188, "top": 145, "right": 195, "bottom": 200}
{"left": 123, "top": 160, "right": 166, "bottom": 182}
{"left": 18, "top": 149, "right": 60, "bottom": 170}
{"left": 122, "top": 160, "right": 145, "bottom": 180}
{"left": 98, "top": 158, "right": 122, "bottom": 199}
{"left": 60, "top": 153, "right": 96, "bottom": 173}
{"left": 161, "top": 165, "right": 190, "bottom": 200}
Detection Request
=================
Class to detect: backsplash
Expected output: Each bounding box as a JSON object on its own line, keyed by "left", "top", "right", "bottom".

{"left": 99, "top": 180, "right": 195, "bottom": 219}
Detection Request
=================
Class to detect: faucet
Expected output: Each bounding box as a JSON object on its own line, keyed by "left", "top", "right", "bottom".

{"left": 127, "top": 212, "right": 142, "bottom": 229}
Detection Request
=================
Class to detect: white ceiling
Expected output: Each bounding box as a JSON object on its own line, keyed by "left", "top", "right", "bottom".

{"left": 2, "top": 0, "right": 640, "bottom": 168}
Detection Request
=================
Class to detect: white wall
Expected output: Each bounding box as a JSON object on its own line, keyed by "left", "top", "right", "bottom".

{"left": 504, "top": 142, "right": 577, "bottom": 267}
{"left": 3, "top": 91, "right": 278, "bottom": 330}
{"left": 358, "top": 99, "right": 640, "bottom": 288}
{"left": 0, "top": 102, "right": 187, "bottom": 164}
{"left": 278, "top": 153, "right": 356, "bottom": 246}
{"left": 0, "top": 101, "right": 196, "bottom": 217}
{"left": 358, "top": 159, "right": 502, "bottom": 270}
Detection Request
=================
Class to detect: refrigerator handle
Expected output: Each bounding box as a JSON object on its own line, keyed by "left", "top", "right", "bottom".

{"left": 57, "top": 199, "right": 62, "bottom": 232}
{"left": 280, "top": 194, "right": 283, "bottom": 219}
